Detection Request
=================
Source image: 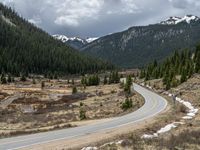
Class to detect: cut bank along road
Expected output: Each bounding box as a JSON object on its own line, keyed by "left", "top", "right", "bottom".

{"left": 0, "top": 83, "right": 167, "bottom": 150}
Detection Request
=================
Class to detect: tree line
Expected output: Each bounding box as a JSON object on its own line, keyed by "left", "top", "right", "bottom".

{"left": 140, "top": 45, "right": 200, "bottom": 90}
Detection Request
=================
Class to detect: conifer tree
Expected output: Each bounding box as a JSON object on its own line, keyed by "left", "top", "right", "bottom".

{"left": 104, "top": 75, "right": 108, "bottom": 84}
{"left": 72, "top": 86, "right": 78, "bottom": 94}
{"left": 7, "top": 74, "right": 12, "bottom": 83}
{"left": 41, "top": 81, "right": 45, "bottom": 89}
{"left": 180, "top": 68, "right": 187, "bottom": 83}
{"left": 32, "top": 78, "right": 36, "bottom": 84}
{"left": 124, "top": 75, "right": 133, "bottom": 95}
{"left": 72, "top": 79, "right": 75, "bottom": 85}
{"left": 1, "top": 73, "right": 7, "bottom": 84}
{"left": 20, "top": 73, "right": 26, "bottom": 82}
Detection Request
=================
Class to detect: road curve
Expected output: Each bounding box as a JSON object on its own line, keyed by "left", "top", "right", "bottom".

{"left": 0, "top": 83, "right": 167, "bottom": 150}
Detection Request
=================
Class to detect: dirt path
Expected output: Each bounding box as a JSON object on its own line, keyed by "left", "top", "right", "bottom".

{"left": 0, "top": 93, "right": 24, "bottom": 109}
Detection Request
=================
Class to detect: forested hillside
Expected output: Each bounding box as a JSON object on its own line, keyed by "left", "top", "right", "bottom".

{"left": 140, "top": 44, "right": 200, "bottom": 90}
{"left": 82, "top": 15, "right": 200, "bottom": 68}
{"left": 0, "top": 4, "right": 113, "bottom": 76}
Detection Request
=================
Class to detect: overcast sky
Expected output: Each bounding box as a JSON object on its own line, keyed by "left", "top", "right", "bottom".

{"left": 1, "top": 0, "right": 200, "bottom": 38}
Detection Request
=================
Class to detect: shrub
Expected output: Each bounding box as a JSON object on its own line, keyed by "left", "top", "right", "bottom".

{"left": 1, "top": 74, "right": 7, "bottom": 84}
{"left": 79, "top": 109, "right": 86, "bottom": 120}
{"left": 72, "top": 86, "right": 77, "bottom": 94}
{"left": 176, "top": 104, "right": 187, "bottom": 113}
{"left": 20, "top": 74, "right": 26, "bottom": 82}
{"left": 41, "top": 81, "right": 45, "bottom": 89}
{"left": 80, "top": 102, "right": 84, "bottom": 107}
{"left": 32, "top": 78, "right": 36, "bottom": 84}
{"left": 121, "top": 98, "right": 133, "bottom": 110}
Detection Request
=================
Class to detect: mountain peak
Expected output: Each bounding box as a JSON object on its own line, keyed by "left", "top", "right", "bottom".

{"left": 53, "top": 35, "right": 98, "bottom": 43}
{"left": 160, "top": 15, "right": 199, "bottom": 25}
{"left": 53, "top": 34, "right": 99, "bottom": 50}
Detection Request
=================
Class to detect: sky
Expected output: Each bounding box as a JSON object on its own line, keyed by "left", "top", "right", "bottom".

{"left": 1, "top": 0, "right": 200, "bottom": 38}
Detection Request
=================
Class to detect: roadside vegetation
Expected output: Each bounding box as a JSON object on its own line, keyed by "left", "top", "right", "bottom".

{"left": 99, "top": 129, "right": 200, "bottom": 150}
{"left": 133, "top": 44, "right": 200, "bottom": 150}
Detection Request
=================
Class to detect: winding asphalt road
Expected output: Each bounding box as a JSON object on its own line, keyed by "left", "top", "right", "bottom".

{"left": 0, "top": 83, "right": 167, "bottom": 150}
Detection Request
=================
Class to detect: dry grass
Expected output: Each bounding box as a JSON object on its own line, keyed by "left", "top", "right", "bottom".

{"left": 98, "top": 129, "right": 200, "bottom": 150}
{"left": 0, "top": 78, "right": 144, "bottom": 137}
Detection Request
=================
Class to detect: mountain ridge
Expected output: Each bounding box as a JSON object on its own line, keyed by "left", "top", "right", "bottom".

{"left": 160, "top": 15, "right": 199, "bottom": 25}
{"left": 0, "top": 3, "right": 113, "bottom": 75}
{"left": 81, "top": 14, "right": 200, "bottom": 68}
{"left": 53, "top": 34, "right": 98, "bottom": 50}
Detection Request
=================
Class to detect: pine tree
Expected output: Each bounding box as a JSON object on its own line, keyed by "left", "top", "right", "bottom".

{"left": 104, "top": 75, "right": 108, "bottom": 84}
{"left": 81, "top": 76, "right": 87, "bottom": 85}
{"left": 7, "top": 74, "right": 12, "bottom": 83}
{"left": 195, "top": 45, "right": 200, "bottom": 73}
{"left": 79, "top": 108, "right": 86, "bottom": 120}
{"left": 1, "top": 74, "right": 7, "bottom": 84}
{"left": 140, "top": 69, "right": 146, "bottom": 79}
{"left": 72, "top": 86, "right": 78, "bottom": 94}
{"left": 124, "top": 75, "right": 133, "bottom": 95}
{"left": 32, "top": 78, "right": 36, "bottom": 84}
{"left": 72, "top": 79, "right": 75, "bottom": 85}
{"left": 41, "top": 81, "right": 45, "bottom": 89}
{"left": 20, "top": 74, "right": 26, "bottom": 82}
{"left": 180, "top": 68, "right": 187, "bottom": 83}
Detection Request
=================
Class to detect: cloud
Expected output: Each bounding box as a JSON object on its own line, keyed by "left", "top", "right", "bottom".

{"left": 28, "top": 16, "right": 42, "bottom": 25}
{"left": 53, "top": 0, "right": 104, "bottom": 26}
{"left": 106, "top": 0, "right": 140, "bottom": 15}
{"left": 169, "top": 0, "right": 200, "bottom": 9}
{"left": 1, "top": 0, "right": 200, "bottom": 37}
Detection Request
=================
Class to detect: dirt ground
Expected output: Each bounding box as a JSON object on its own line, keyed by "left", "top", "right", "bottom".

{"left": 0, "top": 77, "right": 144, "bottom": 137}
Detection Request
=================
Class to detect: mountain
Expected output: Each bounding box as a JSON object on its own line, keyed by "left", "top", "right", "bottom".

{"left": 82, "top": 15, "right": 200, "bottom": 68}
{"left": 53, "top": 35, "right": 98, "bottom": 50}
{"left": 160, "top": 15, "right": 199, "bottom": 25}
{"left": 0, "top": 3, "right": 113, "bottom": 76}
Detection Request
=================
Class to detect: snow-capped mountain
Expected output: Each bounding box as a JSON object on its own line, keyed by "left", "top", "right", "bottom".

{"left": 82, "top": 14, "right": 200, "bottom": 68}
{"left": 53, "top": 35, "right": 98, "bottom": 50}
{"left": 86, "top": 37, "right": 99, "bottom": 43}
{"left": 160, "top": 15, "right": 199, "bottom": 25}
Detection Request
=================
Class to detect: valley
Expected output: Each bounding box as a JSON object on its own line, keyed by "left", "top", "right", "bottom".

{"left": 1, "top": 1, "right": 200, "bottom": 150}
{"left": 0, "top": 75, "right": 144, "bottom": 137}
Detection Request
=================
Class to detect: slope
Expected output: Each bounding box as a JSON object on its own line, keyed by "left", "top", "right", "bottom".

{"left": 0, "top": 4, "right": 113, "bottom": 76}
{"left": 82, "top": 15, "right": 200, "bottom": 68}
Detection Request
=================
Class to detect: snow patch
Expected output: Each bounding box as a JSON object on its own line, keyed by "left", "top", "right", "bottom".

{"left": 53, "top": 35, "right": 98, "bottom": 44}
{"left": 182, "top": 116, "right": 193, "bottom": 120}
{"left": 0, "top": 14, "right": 16, "bottom": 27}
{"left": 53, "top": 35, "right": 69, "bottom": 43}
{"left": 84, "top": 140, "right": 124, "bottom": 149}
{"left": 168, "top": 93, "right": 172, "bottom": 97}
{"left": 116, "top": 140, "right": 124, "bottom": 144}
{"left": 142, "top": 87, "right": 198, "bottom": 139}
{"left": 142, "top": 122, "right": 184, "bottom": 139}
{"left": 146, "top": 85, "right": 152, "bottom": 89}
{"left": 81, "top": 147, "right": 97, "bottom": 150}
{"left": 160, "top": 15, "right": 199, "bottom": 25}
{"left": 86, "top": 37, "right": 99, "bottom": 43}
{"left": 53, "top": 35, "right": 86, "bottom": 44}
{"left": 174, "top": 96, "right": 198, "bottom": 120}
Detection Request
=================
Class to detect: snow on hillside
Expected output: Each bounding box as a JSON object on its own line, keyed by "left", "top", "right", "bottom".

{"left": 86, "top": 37, "right": 99, "bottom": 43}
{"left": 53, "top": 35, "right": 69, "bottom": 43}
{"left": 0, "top": 13, "right": 16, "bottom": 27}
{"left": 160, "top": 15, "right": 199, "bottom": 25}
{"left": 53, "top": 35, "right": 98, "bottom": 44}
